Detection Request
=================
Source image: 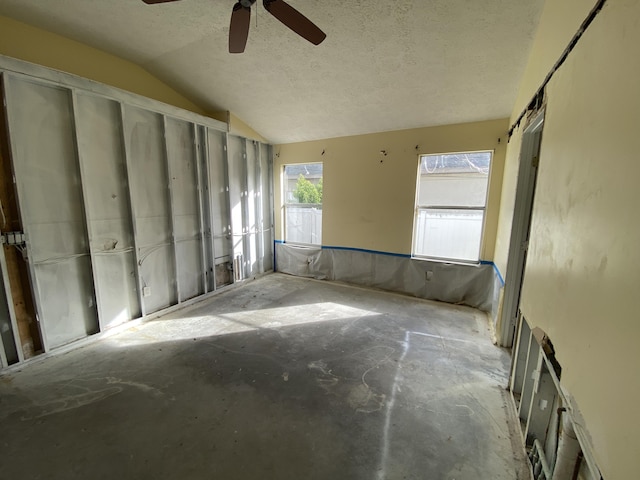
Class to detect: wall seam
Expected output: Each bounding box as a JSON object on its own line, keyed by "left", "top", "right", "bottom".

{"left": 508, "top": 0, "right": 608, "bottom": 140}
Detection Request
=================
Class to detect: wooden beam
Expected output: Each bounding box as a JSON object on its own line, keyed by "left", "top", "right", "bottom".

{"left": 0, "top": 77, "right": 41, "bottom": 359}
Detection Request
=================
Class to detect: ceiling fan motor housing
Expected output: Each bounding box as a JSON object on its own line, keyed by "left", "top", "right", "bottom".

{"left": 142, "top": 0, "right": 325, "bottom": 53}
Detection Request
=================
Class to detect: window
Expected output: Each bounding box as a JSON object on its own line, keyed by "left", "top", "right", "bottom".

{"left": 412, "top": 151, "right": 492, "bottom": 262}
{"left": 283, "top": 163, "right": 323, "bottom": 245}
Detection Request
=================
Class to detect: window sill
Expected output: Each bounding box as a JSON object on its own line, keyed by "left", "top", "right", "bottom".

{"left": 281, "top": 241, "right": 322, "bottom": 249}
{"left": 411, "top": 255, "right": 481, "bottom": 267}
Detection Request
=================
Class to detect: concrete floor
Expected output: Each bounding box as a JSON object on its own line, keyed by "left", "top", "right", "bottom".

{"left": 0, "top": 274, "right": 528, "bottom": 479}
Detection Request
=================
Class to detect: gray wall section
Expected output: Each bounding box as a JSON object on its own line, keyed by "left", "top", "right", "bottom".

{"left": 245, "top": 142, "right": 259, "bottom": 277}
{"left": 206, "top": 129, "right": 234, "bottom": 288}
{"left": 260, "top": 143, "right": 274, "bottom": 273}
{"left": 75, "top": 94, "right": 141, "bottom": 329}
{"left": 5, "top": 78, "right": 99, "bottom": 349}
{"left": 1, "top": 72, "right": 274, "bottom": 356}
{"left": 124, "top": 106, "right": 177, "bottom": 314}
{"left": 226, "top": 135, "right": 245, "bottom": 277}
{"left": 275, "top": 243, "right": 498, "bottom": 313}
{"left": 165, "top": 117, "right": 204, "bottom": 302}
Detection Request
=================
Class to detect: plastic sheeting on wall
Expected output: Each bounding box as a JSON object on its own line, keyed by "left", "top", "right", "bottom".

{"left": 275, "top": 243, "right": 499, "bottom": 312}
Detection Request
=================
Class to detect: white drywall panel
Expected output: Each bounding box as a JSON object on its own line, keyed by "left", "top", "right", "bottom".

{"left": 74, "top": 93, "right": 141, "bottom": 328}
{"left": 1, "top": 61, "right": 273, "bottom": 363}
{"left": 196, "top": 126, "right": 214, "bottom": 292}
{"left": 246, "top": 141, "right": 259, "bottom": 276}
{"left": 260, "top": 143, "right": 274, "bottom": 272}
{"left": 4, "top": 76, "right": 98, "bottom": 348}
{"left": 226, "top": 135, "right": 247, "bottom": 280}
{"left": 165, "top": 117, "right": 204, "bottom": 302}
{"left": 207, "top": 129, "right": 233, "bottom": 288}
{"left": 123, "top": 106, "right": 176, "bottom": 314}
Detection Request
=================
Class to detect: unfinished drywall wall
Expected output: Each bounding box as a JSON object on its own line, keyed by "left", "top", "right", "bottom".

{"left": 274, "top": 119, "right": 507, "bottom": 260}
{"left": 496, "top": 0, "right": 640, "bottom": 477}
{"left": 0, "top": 15, "right": 205, "bottom": 115}
{"left": 0, "top": 57, "right": 274, "bottom": 360}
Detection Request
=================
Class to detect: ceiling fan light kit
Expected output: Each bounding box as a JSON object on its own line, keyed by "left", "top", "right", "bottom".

{"left": 142, "top": 0, "right": 326, "bottom": 54}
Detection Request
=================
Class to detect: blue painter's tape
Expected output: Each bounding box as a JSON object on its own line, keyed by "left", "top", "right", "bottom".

{"left": 493, "top": 265, "right": 506, "bottom": 287}
{"left": 321, "top": 245, "right": 411, "bottom": 259}
{"left": 480, "top": 260, "right": 505, "bottom": 287}
{"left": 274, "top": 240, "right": 410, "bottom": 258}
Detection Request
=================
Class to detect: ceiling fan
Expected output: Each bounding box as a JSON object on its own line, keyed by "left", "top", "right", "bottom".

{"left": 142, "top": 0, "right": 326, "bottom": 54}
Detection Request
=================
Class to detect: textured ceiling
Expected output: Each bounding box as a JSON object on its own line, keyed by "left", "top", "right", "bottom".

{"left": 0, "top": 0, "right": 543, "bottom": 143}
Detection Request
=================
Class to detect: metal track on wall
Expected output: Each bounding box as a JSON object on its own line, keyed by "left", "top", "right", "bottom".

{"left": 509, "top": 316, "right": 602, "bottom": 480}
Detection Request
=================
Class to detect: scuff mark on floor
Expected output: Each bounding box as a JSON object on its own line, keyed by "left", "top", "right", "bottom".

{"left": 308, "top": 346, "right": 392, "bottom": 414}
{"left": 106, "top": 377, "right": 163, "bottom": 397}
{"left": 308, "top": 360, "right": 340, "bottom": 394}
{"left": 11, "top": 374, "right": 165, "bottom": 420}
{"left": 20, "top": 387, "right": 122, "bottom": 420}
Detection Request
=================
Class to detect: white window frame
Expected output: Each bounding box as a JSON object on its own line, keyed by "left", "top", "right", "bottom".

{"left": 282, "top": 162, "right": 323, "bottom": 246}
{"left": 411, "top": 150, "right": 493, "bottom": 264}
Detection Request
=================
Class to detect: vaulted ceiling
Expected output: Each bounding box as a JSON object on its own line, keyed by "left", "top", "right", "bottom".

{"left": 0, "top": 0, "right": 543, "bottom": 143}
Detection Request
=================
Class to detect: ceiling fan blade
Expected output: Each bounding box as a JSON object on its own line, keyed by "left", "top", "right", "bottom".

{"left": 229, "top": 3, "right": 252, "bottom": 53}
{"left": 141, "top": 0, "right": 181, "bottom": 4}
{"left": 263, "top": 0, "right": 326, "bottom": 46}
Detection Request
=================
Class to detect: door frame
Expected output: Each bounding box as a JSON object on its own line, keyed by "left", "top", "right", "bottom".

{"left": 500, "top": 109, "right": 545, "bottom": 348}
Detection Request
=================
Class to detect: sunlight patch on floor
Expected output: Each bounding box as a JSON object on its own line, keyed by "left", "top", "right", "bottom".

{"left": 106, "top": 302, "right": 378, "bottom": 347}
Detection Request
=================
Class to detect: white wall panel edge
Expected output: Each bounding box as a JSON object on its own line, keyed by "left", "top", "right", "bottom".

{"left": 69, "top": 90, "right": 103, "bottom": 331}
{"left": 119, "top": 103, "right": 147, "bottom": 317}
{"left": 161, "top": 115, "right": 182, "bottom": 304}
{"left": 203, "top": 128, "right": 218, "bottom": 290}
{"left": 256, "top": 142, "right": 265, "bottom": 274}
{"left": 193, "top": 126, "right": 209, "bottom": 294}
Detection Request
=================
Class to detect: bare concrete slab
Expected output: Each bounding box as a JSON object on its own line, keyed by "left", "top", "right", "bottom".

{"left": 0, "top": 273, "right": 529, "bottom": 479}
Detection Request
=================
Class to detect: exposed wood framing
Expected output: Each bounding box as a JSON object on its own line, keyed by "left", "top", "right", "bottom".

{"left": 0, "top": 77, "right": 42, "bottom": 358}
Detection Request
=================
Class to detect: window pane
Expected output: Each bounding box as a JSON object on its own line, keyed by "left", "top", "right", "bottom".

{"left": 283, "top": 163, "right": 323, "bottom": 245}
{"left": 414, "top": 208, "right": 483, "bottom": 261}
{"left": 418, "top": 152, "right": 491, "bottom": 207}
{"left": 284, "top": 164, "right": 323, "bottom": 205}
{"left": 285, "top": 205, "right": 322, "bottom": 244}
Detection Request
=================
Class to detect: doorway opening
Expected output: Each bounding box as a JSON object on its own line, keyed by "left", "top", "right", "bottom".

{"left": 500, "top": 110, "right": 544, "bottom": 348}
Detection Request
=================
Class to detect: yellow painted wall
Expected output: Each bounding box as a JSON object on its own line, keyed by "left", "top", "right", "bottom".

{"left": 510, "top": 0, "right": 597, "bottom": 123}
{"left": 497, "top": 0, "right": 640, "bottom": 477}
{"left": 228, "top": 112, "right": 269, "bottom": 143}
{"left": 207, "top": 111, "right": 268, "bottom": 142}
{"left": 492, "top": 123, "right": 523, "bottom": 275}
{"left": 0, "top": 15, "right": 207, "bottom": 115}
{"left": 274, "top": 119, "right": 507, "bottom": 259}
{"left": 494, "top": 0, "right": 596, "bottom": 275}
